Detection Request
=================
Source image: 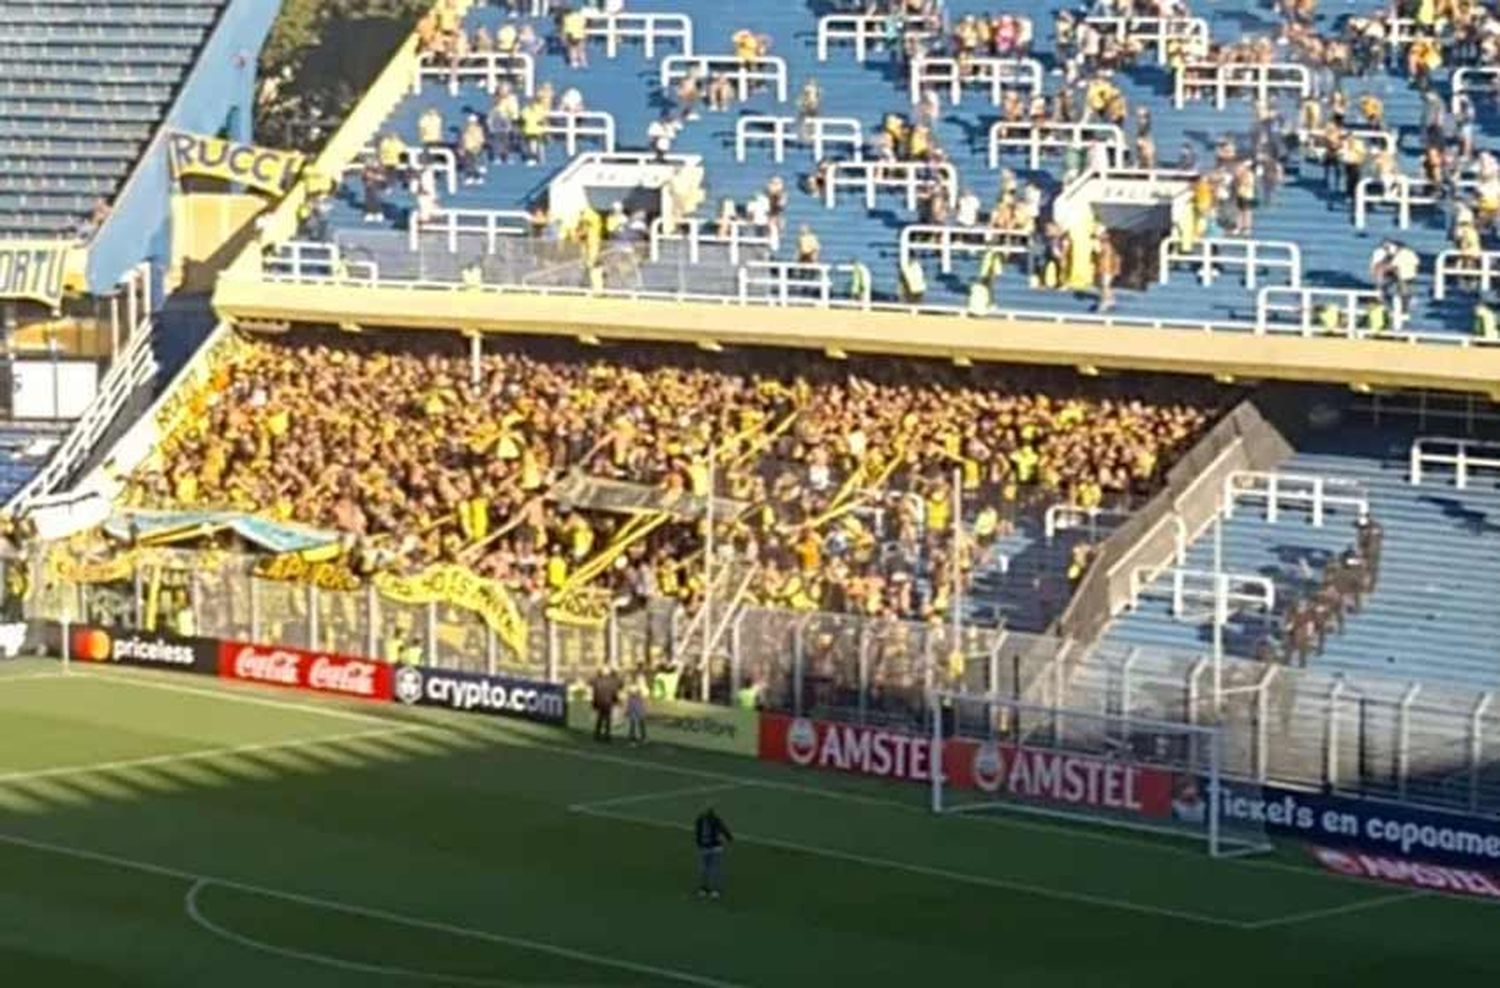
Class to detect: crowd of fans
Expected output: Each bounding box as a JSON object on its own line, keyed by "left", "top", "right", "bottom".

{"left": 123, "top": 333, "right": 1223, "bottom": 628}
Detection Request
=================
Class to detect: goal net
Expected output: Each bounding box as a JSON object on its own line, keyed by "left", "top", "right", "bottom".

{"left": 928, "top": 690, "right": 1271, "bottom": 858}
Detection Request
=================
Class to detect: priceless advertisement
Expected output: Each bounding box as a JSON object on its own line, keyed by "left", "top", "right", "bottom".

{"left": 393, "top": 665, "right": 566, "bottom": 725}
{"left": 67, "top": 624, "right": 218, "bottom": 675}
{"left": 217, "top": 641, "right": 393, "bottom": 701}
{"left": 1216, "top": 782, "right": 1500, "bottom": 869}
{"left": 758, "top": 714, "right": 1174, "bottom": 818}
{"left": 567, "top": 698, "right": 756, "bottom": 756}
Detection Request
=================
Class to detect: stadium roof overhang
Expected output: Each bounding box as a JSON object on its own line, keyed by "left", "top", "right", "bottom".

{"left": 213, "top": 277, "right": 1500, "bottom": 401}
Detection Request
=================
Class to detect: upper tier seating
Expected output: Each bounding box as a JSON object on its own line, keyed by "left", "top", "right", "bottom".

{"left": 0, "top": 0, "right": 225, "bottom": 238}
{"left": 312, "top": 0, "right": 1500, "bottom": 341}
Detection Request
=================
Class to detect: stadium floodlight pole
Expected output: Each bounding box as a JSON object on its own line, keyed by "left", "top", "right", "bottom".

{"left": 700, "top": 444, "right": 715, "bottom": 703}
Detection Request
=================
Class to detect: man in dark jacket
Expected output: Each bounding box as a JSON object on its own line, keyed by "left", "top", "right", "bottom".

{"left": 591, "top": 665, "right": 622, "bottom": 742}
{"left": 694, "top": 806, "right": 734, "bottom": 899}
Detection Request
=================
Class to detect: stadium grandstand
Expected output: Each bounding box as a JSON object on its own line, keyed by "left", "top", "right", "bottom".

{"left": 8, "top": 0, "right": 1500, "bottom": 978}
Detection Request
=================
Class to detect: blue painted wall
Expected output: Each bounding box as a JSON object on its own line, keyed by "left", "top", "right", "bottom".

{"left": 85, "top": 0, "right": 281, "bottom": 296}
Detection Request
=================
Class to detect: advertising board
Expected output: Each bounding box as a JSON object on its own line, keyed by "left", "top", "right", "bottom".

{"left": 392, "top": 665, "right": 566, "bottom": 725}
{"left": 217, "top": 641, "right": 392, "bottom": 701}
{"left": 68, "top": 624, "right": 218, "bottom": 675}
{"left": 567, "top": 697, "right": 757, "bottom": 756}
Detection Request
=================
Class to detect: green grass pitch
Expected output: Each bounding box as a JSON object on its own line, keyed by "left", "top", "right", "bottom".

{"left": 1, "top": 658, "right": 1496, "bottom": 987}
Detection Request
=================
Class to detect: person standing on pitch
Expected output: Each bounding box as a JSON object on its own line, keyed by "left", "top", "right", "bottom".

{"left": 694, "top": 806, "right": 733, "bottom": 899}
{"left": 591, "top": 665, "right": 622, "bottom": 742}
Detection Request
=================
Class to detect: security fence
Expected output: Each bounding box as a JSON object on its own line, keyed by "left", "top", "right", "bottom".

{"left": 17, "top": 547, "right": 1500, "bottom": 819}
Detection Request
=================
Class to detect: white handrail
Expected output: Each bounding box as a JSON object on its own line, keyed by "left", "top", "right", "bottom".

{"left": 414, "top": 51, "right": 534, "bottom": 97}
{"left": 649, "top": 215, "right": 779, "bottom": 264}
{"left": 1451, "top": 66, "right": 1500, "bottom": 115}
{"left": 1256, "top": 286, "right": 1396, "bottom": 336}
{"left": 909, "top": 56, "right": 1042, "bottom": 105}
{"left": 263, "top": 241, "right": 378, "bottom": 284}
{"left": 408, "top": 208, "right": 530, "bottom": 252}
{"left": 1354, "top": 175, "right": 1444, "bottom": 230}
{"left": 1159, "top": 236, "right": 1301, "bottom": 289}
{"left": 582, "top": 10, "right": 693, "bottom": 58}
{"left": 660, "top": 54, "right": 787, "bottom": 102}
{"left": 1433, "top": 249, "right": 1500, "bottom": 301}
{"left": 816, "top": 12, "right": 939, "bottom": 61}
{"left": 1167, "top": 568, "right": 1275, "bottom": 619}
{"left": 545, "top": 111, "right": 616, "bottom": 154}
{"left": 1174, "top": 62, "right": 1309, "bottom": 110}
{"left": 738, "top": 261, "right": 832, "bottom": 306}
{"left": 1295, "top": 127, "right": 1395, "bottom": 159}
{"left": 824, "top": 160, "right": 957, "bottom": 211}
{"left": 1084, "top": 15, "right": 1209, "bottom": 63}
{"left": 351, "top": 145, "right": 457, "bottom": 195}
{"left": 1043, "top": 503, "right": 1128, "bottom": 541}
{"left": 1409, "top": 435, "right": 1500, "bottom": 488}
{"left": 988, "top": 120, "right": 1125, "bottom": 169}
{"left": 898, "top": 224, "right": 1029, "bottom": 274}
{"left": 734, "top": 115, "right": 863, "bottom": 163}
{"left": 1223, "top": 470, "right": 1369, "bottom": 526}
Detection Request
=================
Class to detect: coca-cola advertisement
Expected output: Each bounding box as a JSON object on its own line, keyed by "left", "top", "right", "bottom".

{"left": 217, "top": 641, "right": 393, "bottom": 702}
{"left": 759, "top": 713, "right": 1173, "bottom": 819}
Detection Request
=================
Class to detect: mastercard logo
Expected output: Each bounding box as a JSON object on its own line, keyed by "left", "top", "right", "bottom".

{"left": 70, "top": 627, "right": 112, "bottom": 662}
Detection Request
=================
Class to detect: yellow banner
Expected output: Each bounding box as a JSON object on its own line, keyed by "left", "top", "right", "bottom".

{"left": 254, "top": 553, "right": 362, "bottom": 593}
{"left": 374, "top": 564, "right": 527, "bottom": 656}
{"left": 168, "top": 132, "right": 304, "bottom": 198}
{"left": 0, "top": 241, "right": 75, "bottom": 308}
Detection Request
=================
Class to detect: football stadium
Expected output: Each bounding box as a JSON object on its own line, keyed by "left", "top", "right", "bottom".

{"left": 5, "top": 0, "right": 1500, "bottom": 982}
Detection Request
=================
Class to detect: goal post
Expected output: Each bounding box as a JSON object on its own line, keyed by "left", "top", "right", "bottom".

{"left": 928, "top": 690, "right": 1272, "bottom": 858}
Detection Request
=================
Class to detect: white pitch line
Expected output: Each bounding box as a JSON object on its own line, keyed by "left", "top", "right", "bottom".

{"left": 0, "top": 724, "right": 429, "bottom": 785}
{"left": 572, "top": 803, "right": 1251, "bottom": 930}
{"left": 186, "top": 880, "right": 519, "bottom": 987}
{"left": 569, "top": 782, "right": 743, "bottom": 812}
{"left": 0, "top": 671, "right": 74, "bottom": 683}
{"left": 71, "top": 666, "right": 407, "bottom": 727}
{"left": 1242, "top": 890, "right": 1429, "bottom": 930}
{"left": 0, "top": 830, "right": 747, "bottom": 988}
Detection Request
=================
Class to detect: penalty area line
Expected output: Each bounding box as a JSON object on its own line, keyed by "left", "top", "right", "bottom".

{"left": 571, "top": 804, "right": 1252, "bottom": 930}
{"left": 569, "top": 782, "right": 744, "bottom": 812}
{"left": 0, "top": 830, "right": 747, "bottom": 988}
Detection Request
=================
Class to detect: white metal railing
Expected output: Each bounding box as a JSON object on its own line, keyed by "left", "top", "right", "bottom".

{"left": 660, "top": 54, "right": 787, "bottom": 102}
{"left": 1295, "top": 127, "right": 1395, "bottom": 160}
{"left": 582, "top": 10, "right": 692, "bottom": 58}
{"left": 816, "top": 12, "right": 939, "bottom": 61}
{"left": 1166, "top": 567, "right": 1275, "bottom": 619}
{"left": 1174, "top": 62, "right": 1310, "bottom": 110}
{"left": 824, "top": 160, "right": 957, "bottom": 211}
{"left": 898, "top": 224, "right": 1030, "bottom": 274}
{"left": 1354, "top": 176, "right": 1442, "bottom": 230}
{"left": 1433, "top": 249, "right": 1500, "bottom": 301}
{"left": 649, "top": 216, "right": 779, "bottom": 264}
{"left": 734, "top": 115, "right": 863, "bottom": 163}
{"left": 909, "top": 56, "right": 1043, "bottom": 105}
{"left": 352, "top": 145, "right": 457, "bottom": 195}
{"left": 1084, "top": 15, "right": 1209, "bottom": 63}
{"left": 6, "top": 264, "right": 156, "bottom": 514}
{"left": 1409, "top": 436, "right": 1500, "bottom": 488}
{"left": 988, "top": 120, "right": 1126, "bottom": 169}
{"left": 264, "top": 241, "right": 379, "bottom": 283}
{"left": 1224, "top": 471, "right": 1369, "bottom": 526}
{"left": 545, "top": 111, "right": 616, "bottom": 154}
{"left": 408, "top": 208, "right": 530, "bottom": 252}
{"left": 1451, "top": 66, "right": 1500, "bottom": 115}
{"left": 1043, "top": 504, "right": 1129, "bottom": 542}
{"left": 414, "top": 51, "right": 534, "bottom": 97}
{"left": 738, "top": 261, "right": 832, "bottom": 306}
{"left": 1159, "top": 236, "right": 1301, "bottom": 289}
{"left": 1256, "top": 286, "right": 1398, "bottom": 336}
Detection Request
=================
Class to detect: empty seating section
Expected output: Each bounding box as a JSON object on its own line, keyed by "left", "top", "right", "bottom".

{"left": 317, "top": 0, "right": 1500, "bottom": 339}
{"left": 1105, "top": 419, "right": 1500, "bottom": 693}
{"left": 0, "top": 0, "right": 224, "bottom": 238}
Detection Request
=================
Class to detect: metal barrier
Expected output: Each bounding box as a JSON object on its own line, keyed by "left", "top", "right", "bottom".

{"left": 660, "top": 54, "right": 787, "bottom": 102}
{"left": 1295, "top": 126, "right": 1395, "bottom": 160}
{"left": 1174, "top": 62, "right": 1310, "bottom": 110}
{"left": 1159, "top": 237, "right": 1301, "bottom": 289}
{"left": 1354, "top": 176, "right": 1442, "bottom": 230}
{"left": 1433, "top": 249, "right": 1500, "bottom": 301}
{"left": 909, "top": 56, "right": 1043, "bottom": 105}
{"left": 1084, "top": 15, "right": 1209, "bottom": 62}
{"left": 988, "top": 120, "right": 1126, "bottom": 169}
{"left": 582, "top": 10, "right": 693, "bottom": 58}
{"left": 738, "top": 261, "right": 832, "bottom": 305}
{"left": 408, "top": 208, "right": 529, "bottom": 252}
{"left": 1256, "top": 286, "right": 1394, "bottom": 336}
{"left": 1043, "top": 503, "right": 1129, "bottom": 543}
{"left": 649, "top": 216, "right": 779, "bottom": 264}
{"left": 898, "top": 224, "right": 1030, "bottom": 275}
{"left": 734, "top": 115, "right": 863, "bottom": 163}
{"left": 351, "top": 145, "right": 457, "bottom": 195}
{"left": 413, "top": 51, "right": 534, "bottom": 97}
{"left": 816, "top": 12, "right": 939, "bottom": 61}
{"left": 824, "top": 160, "right": 957, "bottom": 211}
{"left": 1127, "top": 566, "right": 1275, "bottom": 618}
{"left": 1409, "top": 435, "right": 1500, "bottom": 488}
{"left": 542, "top": 111, "right": 616, "bottom": 155}
{"left": 1223, "top": 470, "right": 1369, "bottom": 526}
{"left": 264, "top": 240, "right": 379, "bottom": 283}
{"left": 1451, "top": 66, "right": 1500, "bottom": 115}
